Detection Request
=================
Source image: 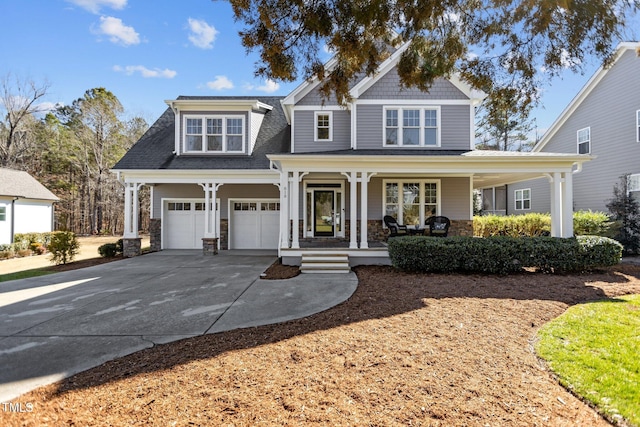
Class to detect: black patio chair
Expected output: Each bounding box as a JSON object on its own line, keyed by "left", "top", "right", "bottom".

{"left": 425, "top": 216, "right": 451, "bottom": 237}
{"left": 384, "top": 215, "right": 409, "bottom": 237}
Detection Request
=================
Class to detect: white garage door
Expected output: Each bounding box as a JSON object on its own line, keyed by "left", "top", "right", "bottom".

{"left": 230, "top": 200, "right": 280, "bottom": 249}
{"left": 164, "top": 201, "right": 206, "bottom": 249}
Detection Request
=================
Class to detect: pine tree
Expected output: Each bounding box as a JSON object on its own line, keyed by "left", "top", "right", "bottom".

{"left": 606, "top": 175, "right": 640, "bottom": 255}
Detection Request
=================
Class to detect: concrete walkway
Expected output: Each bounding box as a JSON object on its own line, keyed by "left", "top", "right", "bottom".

{"left": 0, "top": 251, "right": 357, "bottom": 401}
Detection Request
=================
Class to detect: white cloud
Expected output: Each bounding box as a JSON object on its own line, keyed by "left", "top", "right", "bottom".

{"left": 113, "top": 65, "right": 176, "bottom": 78}
{"left": 67, "top": 0, "right": 127, "bottom": 14}
{"left": 206, "top": 75, "right": 234, "bottom": 90}
{"left": 187, "top": 18, "right": 218, "bottom": 49}
{"left": 257, "top": 79, "right": 280, "bottom": 93}
{"left": 97, "top": 16, "right": 140, "bottom": 46}
{"left": 245, "top": 79, "right": 280, "bottom": 93}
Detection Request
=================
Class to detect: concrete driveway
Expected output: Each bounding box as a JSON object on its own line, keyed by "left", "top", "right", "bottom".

{"left": 0, "top": 251, "right": 357, "bottom": 401}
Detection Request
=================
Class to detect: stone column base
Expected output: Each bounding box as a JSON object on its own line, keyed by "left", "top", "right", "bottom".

{"left": 202, "top": 238, "right": 219, "bottom": 255}
{"left": 122, "top": 238, "right": 142, "bottom": 258}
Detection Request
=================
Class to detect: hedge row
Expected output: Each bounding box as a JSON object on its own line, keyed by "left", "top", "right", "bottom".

{"left": 388, "top": 235, "right": 622, "bottom": 275}
{"left": 473, "top": 211, "right": 613, "bottom": 238}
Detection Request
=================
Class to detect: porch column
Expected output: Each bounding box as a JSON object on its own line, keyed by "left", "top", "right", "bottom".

{"left": 360, "top": 172, "right": 369, "bottom": 249}
{"left": 291, "top": 171, "right": 300, "bottom": 249}
{"left": 279, "top": 171, "right": 290, "bottom": 249}
{"left": 349, "top": 172, "right": 358, "bottom": 249}
{"left": 561, "top": 172, "right": 574, "bottom": 237}
{"left": 550, "top": 172, "right": 562, "bottom": 237}
{"left": 122, "top": 182, "right": 142, "bottom": 257}
{"left": 123, "top": 182, "right": 139, "bottom": 238}
{"left": 198, "top": 182, "right": 217, "bottom": 238}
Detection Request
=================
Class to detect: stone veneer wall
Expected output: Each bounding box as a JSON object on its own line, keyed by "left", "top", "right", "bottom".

{"left": 220, "top": 219, "right": 229, "bottom": 250}
{"left": 149, "top": 218, "right": 161, "bottom": 252}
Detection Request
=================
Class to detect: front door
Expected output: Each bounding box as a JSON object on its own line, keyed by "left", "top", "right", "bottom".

{"left": 314, "top": 190, "right": 334, "bottom": 236}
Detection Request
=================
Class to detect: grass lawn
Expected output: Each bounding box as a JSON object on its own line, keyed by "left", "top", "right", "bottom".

{"left": 536, "top": 294, "right": 640, "bottom": 426}
{"left": 0, "top": 268, "right": 54, "bottom": 282}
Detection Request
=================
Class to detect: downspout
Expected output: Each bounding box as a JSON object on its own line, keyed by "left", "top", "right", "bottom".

{"left": 10, "top": 197, "right": 19, "bottom": 244}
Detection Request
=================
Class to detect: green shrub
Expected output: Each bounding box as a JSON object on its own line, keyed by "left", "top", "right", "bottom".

{"left": 48, "top": 231, "right": 79, "bottom": 265}
{"left": 98, "top": 243, "right": 120, "bottom": 258}
{"left": 388, "top": 235, "right": 622, "bottom": 275}
{"left": 474, "top": 211, "right": 613, "bottom": 238}
{"left": 474, "top": 213, "right": 551, "bottom": 237}
{"left": 573, "top": 211, "right": 614, "bottom": 236}
{"left": 14, "top": 232, "right": 55, "bottom": 248}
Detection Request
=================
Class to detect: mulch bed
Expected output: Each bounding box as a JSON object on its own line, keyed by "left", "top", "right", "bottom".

{"left": 3, "top": 263, "right": 640, "bottom": 426}
{"left": 261, "top": 258, "right": 300, "bottom": 279}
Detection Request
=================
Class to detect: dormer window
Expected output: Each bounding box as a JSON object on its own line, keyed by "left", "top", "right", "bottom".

{"left": 183, "top": 115, "right": 245, "bottom": 153}
{"left": 384, "top": 107, "right": 440, "bottom": 147}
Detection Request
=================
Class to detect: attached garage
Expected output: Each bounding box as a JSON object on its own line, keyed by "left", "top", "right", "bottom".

{"left": 163, "top": 200, "right": 207, "bottom": 249}
{"left": 230, "top": 200, "right": 280, "bottom": 249}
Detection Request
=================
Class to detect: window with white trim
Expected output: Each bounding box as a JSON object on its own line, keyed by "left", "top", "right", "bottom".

{"left": 383, "top": 180, "right": 439, "bottom": 226}
{"left": 384, "top": 107, "right": 440, "bottom": 147}
{"left": 577, "top": 127, "right": 590, "bottom": 154}
{"left": 514, "top": 189, "right": 531, "bottom": 210}
{"left": 314, "top": 112, "right": 332, "bottom": 141}
{"left": 0, "top": 206, "right": 5, "bottom": 221}
{"left": 636, "top": 110, "right": 640, "bottom": 143}
{"left": 629, "top": 174, "right": 640, "bottom": 192}
{"left": 183, "top": 115, "right": 245, "bottom": 153}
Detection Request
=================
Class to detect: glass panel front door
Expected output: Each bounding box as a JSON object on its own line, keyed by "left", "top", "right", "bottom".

{"left": 314, "top": 190, "right": 334, "bottom": 236}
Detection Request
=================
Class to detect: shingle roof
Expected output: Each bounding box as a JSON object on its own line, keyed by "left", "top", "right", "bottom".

{"left": 113, "top": 96, "right": 290, "bottom": 170}
{"left": 0, "top": 168, "right": 59, "bottom": 201}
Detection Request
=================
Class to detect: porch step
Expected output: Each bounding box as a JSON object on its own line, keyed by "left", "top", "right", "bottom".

{"left": 300, "top": 252, "right": 351, "bottom": 274}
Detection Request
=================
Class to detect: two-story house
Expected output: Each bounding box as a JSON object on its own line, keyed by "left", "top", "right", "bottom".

{"left": 113, "top": 42, "right": 592, "bottom": 267}
{"left": 482, "top": 42, "right": 640, "bottom": 216}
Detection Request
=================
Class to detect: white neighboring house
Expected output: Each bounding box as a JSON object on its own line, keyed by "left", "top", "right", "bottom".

{"left": 0, "top": 168, "right": 59, "bottom": 245}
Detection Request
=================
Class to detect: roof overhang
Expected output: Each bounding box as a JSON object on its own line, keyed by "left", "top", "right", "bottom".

{"left": 268, "top": 151, "right": 593, "bottom": 188}
{"left": 111, "top": 168, "right": 279, "bottom": 185}
{"left": 165, "top": 99, "right": 274, "bottom": 114}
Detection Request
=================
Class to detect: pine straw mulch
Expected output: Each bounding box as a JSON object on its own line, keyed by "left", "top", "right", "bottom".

{"left": 4, "top": 263, "right": 640, "bottom": 427}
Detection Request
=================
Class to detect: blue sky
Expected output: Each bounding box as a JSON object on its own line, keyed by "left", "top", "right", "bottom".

{"left": 1, "top": 0, "right": 638, "bottom": 135}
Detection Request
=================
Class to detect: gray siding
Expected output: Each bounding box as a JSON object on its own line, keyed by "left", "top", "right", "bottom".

{"left": 507, "top": 178, "right": 550, "bottom": 214}
{"left": 537, "top": 48, "right": 640, "bottom": 212}
{"left": 297, "top": 86, "right": 341, "bottom": 106}
{"left": 441, "top": 177, "right": 472, "bottom": 220}
{"left": 293, "top": 110, "right": 351, "bottom": 152}
{"left": 152, "top": 183, "right": 279, "bottom": 219}
{"left": 356, "top": 104, "right": 471, "bottom": 150}
{"left": 360, "top": 69, "right": 468, "bottom": 100}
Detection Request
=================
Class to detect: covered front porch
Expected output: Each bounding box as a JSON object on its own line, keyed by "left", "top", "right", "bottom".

{"left": 269, "top": 151, "right": 594, "bottom": 266}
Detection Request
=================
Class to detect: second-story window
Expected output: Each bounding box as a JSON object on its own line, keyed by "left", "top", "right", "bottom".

{"left": 384, "top": 107, "right": 440, "bottom": 147}
{"left": 315, "top": 112, "right": 332, "bottom": 141}
{"left": 577, "top": 127, "right": 590, "bottom": 154}
{"left": 636, "top": 110, "right": 640, "bottom": 143}
{"left": 184, "top": 115, "right": 245, "bottom": 153}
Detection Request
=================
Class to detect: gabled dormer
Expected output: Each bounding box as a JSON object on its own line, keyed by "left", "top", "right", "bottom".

{"left": 166, "top": 97, "right": 274, "bottom": 156}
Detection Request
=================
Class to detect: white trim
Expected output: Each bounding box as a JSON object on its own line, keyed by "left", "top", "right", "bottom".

{"left": 356, "top": 99, "right": 472, "bottom": 106}
{"left": 514, "top": 188, "right": 531, "bottom": 211}
{"left": 166, "top": 99, "right": 273, "bottom": 112}
{"left": 292, "top": 105, "right": 347, "bottom": 111}
{"left": 534, "top": 42, "right": 640, "bottom": 152}
{"left": 314, "top": 111, "right": 333, "bottom": 142}
{"left": 577, "top": 127, "right": 591, "bottom": 154}
{"left": 383, "top": 106, "right": 441, "bottom": 147}
{"left": 382, "top": 179, "right": 441, "bottom": 227}
{"left": 302, "top": 179, "right": 346, "bottom": 238}
{"left": 183, "top": 114, "right": 246, "bottom": 154}
{"left": 629, "top": 173, "right": 640, "bottom": 193}
{"left": 351, "top": 102, "right": 357, "bottom": 149}
{"left": 636, "top": 110, "right": 640, "bottom": 143}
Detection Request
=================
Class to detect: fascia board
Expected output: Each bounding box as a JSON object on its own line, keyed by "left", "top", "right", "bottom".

{"left": 165, "top": 99, "right": 273, "bottom": 112}
{"left": 534, "top": 42, "right": 638, "bottom": 152}
{"left": 111, "top": 169, "right": 279, "bottom": 184}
